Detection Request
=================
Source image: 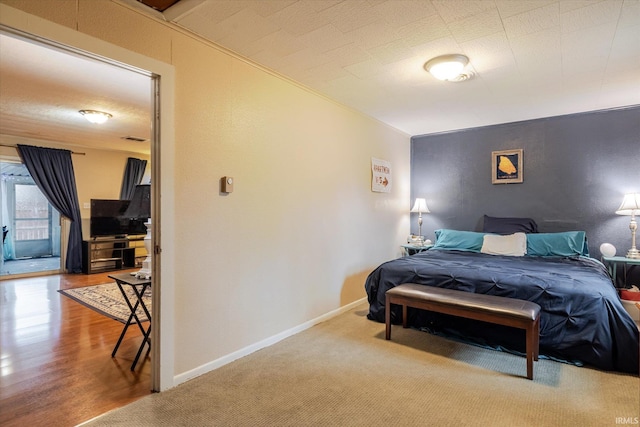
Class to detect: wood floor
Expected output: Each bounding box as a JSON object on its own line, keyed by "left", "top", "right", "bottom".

{"left": 0, "top": 270, "right": 151, "bottom": 427}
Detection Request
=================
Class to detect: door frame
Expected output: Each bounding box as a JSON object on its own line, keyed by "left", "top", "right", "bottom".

{"left": 0, "top": 4, "right": 176, "bottom": 392}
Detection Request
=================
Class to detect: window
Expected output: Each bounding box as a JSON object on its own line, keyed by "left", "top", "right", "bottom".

{"left": 14, "top": 184, "right": 50, "bottom": 241}
{"left": 1, "top": 161, "right": 61, "bottom": 274}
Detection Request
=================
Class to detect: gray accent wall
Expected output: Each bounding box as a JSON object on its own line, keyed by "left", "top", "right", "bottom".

{"left": 410, "top": 106, "right": 640, "bottom": 261}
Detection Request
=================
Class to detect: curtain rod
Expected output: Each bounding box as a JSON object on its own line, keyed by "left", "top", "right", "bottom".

{"left": 0, "top": 143, "right": 86, "bottom": 155}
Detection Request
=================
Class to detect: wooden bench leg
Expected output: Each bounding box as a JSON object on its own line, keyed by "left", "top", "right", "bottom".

{"left": 526, "top": 328, "right": 533, "bottom": 380}
{"left": 534, "top": 317, "right": 540, "bottom": 361}
{"left": 402, "top": 304, "right": 408, "bottom": 328}
{"left": 525, "top": 317, "right": 540, "bottom": 380}
{"left": 386, "top": 298, "right": 410, "bottom": 339}
{"left": 385, "top": 296, "right": 392, "bottom": 340}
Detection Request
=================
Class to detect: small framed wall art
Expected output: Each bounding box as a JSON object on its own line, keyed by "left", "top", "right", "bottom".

{"left": 492, "top": 149, "right": 523, "bottom": 184}
{"left": 371, "top": 157, "right": 392, "bottom": 192}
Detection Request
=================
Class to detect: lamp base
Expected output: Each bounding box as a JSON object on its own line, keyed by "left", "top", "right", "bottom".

{"left": 132, "top": 257, "right": 151, "bottom": 279}
{"left": 130, "top": 219, "right": 152, "bottom": 279}
{"left": 408, "top": 235, "right": 425, "bottom": 246}
{"left": 625, "top": 248, "right": 640, "bottom": 259}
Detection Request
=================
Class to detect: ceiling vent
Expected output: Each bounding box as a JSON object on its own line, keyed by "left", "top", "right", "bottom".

{"left": 121, "top": 136, "right": 148, "bottom": 142}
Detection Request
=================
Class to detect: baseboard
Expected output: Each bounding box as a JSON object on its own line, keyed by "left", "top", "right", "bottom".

{"left": 173, "top": 297, "right": 367, "bottom": 386}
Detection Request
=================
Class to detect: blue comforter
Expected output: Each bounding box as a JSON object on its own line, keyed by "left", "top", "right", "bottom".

{"left": 365, "top": 250, "right": 639, "bottom": 374}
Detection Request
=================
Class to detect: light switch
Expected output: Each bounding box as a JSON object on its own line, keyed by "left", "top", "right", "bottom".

{"left": 221, "top": 176, "right": 234, "bottom": 193}
{"left": 83, "top": 202, "right": 90, "bottom": 209}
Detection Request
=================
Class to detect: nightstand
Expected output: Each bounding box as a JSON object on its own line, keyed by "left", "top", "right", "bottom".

{"left": 401, "top": 244, "right": 433, "bottom": 256}
{"left": 601, "top": 256, "right": 640, "bottom": 288}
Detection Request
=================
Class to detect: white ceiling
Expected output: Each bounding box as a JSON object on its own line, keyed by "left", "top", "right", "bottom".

{"left": 164, "top": 0, "right": 640, "bottom": 135}
{"left": 0, "top": 32, "right": 152, "bottom": 155}
{"left": 0, "top": 0, "right": 638, "bottom": 155}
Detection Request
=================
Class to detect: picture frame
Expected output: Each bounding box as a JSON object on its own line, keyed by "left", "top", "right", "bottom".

{"left": 491, "top": 149, "right": 523, "bottom": 184}
{"left": 371, "top": 157, "right": 391, "bottom": 193}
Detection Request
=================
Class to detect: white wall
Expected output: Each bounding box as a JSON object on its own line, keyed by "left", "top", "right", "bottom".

{"left": 0, "top": 1, "right": 410, "bottom": 386}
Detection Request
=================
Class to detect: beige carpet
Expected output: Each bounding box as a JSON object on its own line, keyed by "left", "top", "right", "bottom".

{"left": 84, "top": 302, "right": 639, "bottom": 427}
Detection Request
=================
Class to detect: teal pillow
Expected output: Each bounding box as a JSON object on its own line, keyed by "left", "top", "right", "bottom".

{"left": 433, "top": 229, "right": 485, "bottom": 252}
{"left": 526, "top": 231, "right": 589, "bottom": 257}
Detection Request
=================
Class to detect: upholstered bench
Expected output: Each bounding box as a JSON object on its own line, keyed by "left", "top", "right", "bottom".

{"left": 385, "top": 283, "right": 541, "bottom": 380}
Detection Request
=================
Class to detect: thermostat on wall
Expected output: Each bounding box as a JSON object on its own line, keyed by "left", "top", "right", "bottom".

{"left": 221, "top": 176, "right": 234, "bottom": 193}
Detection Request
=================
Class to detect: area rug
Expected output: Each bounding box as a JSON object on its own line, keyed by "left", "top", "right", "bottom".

{"left": 58, "top": 282, "right": 151, "bottom": 323}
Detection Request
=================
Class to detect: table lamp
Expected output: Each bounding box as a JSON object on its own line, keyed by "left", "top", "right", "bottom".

{"left": 124, "top": 184, "right": 152, "bottom": 278}
{"left": 410, "top": 198, "right": 430, "bottom": 245}
{"left": 616, "top": 192, "right": 640, "bottom": 259}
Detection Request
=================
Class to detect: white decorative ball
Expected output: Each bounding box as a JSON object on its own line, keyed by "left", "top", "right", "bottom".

{"left": 599, "top": 243, "right": 616, "bottom": 257}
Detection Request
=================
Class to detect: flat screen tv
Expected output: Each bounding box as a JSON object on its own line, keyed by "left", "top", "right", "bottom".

{"left": 90, "top": 199, "right": 147, "bottom": 238}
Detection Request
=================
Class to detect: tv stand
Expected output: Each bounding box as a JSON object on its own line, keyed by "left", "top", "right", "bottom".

{"left": 82, "top": 236, "right": 145, "bottom": 274}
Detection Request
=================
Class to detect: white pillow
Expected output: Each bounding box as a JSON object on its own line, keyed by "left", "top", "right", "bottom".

{"left": 481, "top": 232, "right": 527, "bottom": 256}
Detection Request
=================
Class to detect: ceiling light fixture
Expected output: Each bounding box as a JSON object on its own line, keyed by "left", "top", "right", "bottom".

{"left": 424, "top": 54, "right": 471, "bottom": 82}
{"left": 79, "top": 109, "right": 112, "bottom": 124}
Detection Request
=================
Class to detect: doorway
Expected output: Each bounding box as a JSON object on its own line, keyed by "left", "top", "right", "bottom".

{"left": 1, "top": 4, "right": 176, "bottom": 394}
{"left": 0, "top": 25, "right": 161, "bottom": 408}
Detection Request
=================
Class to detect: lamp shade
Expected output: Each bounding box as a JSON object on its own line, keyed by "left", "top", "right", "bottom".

{"left": 124, "top": 184, "right": 151, "bottom": 218}
{"left": 616, "top": 193, "right": 640, "bottom": 215}
{"left": 410, "top": 198, "right": 430, "bottom": 213}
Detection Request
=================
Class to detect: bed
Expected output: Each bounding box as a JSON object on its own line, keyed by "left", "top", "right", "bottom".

{"left": 365, "top": 218, "right": 639, "bottom": 375}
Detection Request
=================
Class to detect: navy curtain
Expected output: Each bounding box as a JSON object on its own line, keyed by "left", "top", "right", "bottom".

{"left": 119, "top": 157, "right": 148, "bottom": 200}
{"left": 17, "top": 145, "right": 83, "bottom": 273}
